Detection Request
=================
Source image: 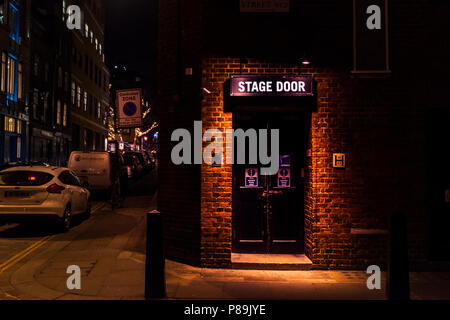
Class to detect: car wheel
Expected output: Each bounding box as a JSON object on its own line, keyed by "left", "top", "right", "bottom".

{"left": 60, "top": 205, "right": 72, "bottom": 232}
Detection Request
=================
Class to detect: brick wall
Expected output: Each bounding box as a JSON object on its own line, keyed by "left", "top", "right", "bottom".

{"left": 158, "top": 0, "right": 437, "bottom": 269}
{"left": 156, "top": 0, "right": 205, "bottom": 265}
{"left": 199, "top": 56, "right": 429, "bottom": 269}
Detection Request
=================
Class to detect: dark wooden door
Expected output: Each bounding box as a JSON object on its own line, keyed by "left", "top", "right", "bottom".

{"left": 232, "top": 113, "right": 307, "bottom": 253}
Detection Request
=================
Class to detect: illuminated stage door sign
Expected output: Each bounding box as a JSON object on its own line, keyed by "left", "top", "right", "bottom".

{"left": 230, "top": 75, "right": 314, "bottom": 97}
{"left": 240, "top": 0, "right": 290, "bottom": 13}
{"left": 245, "top": 168, "right": 258, "bottom": 187}
{"left": 116, "top": 89, "right": 142, "bottom": 128}
{"left": 353, "top": 0, "right": 390, "bottom": 73}
{"left": 278, "top": 168, "right": 291, "bottom": 188}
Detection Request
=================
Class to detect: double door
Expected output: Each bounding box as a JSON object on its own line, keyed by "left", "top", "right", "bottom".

{"left": 232, "top": 113, "right": 307, "bottom": 253}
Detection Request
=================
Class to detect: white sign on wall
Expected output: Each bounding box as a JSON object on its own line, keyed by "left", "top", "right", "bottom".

{"left": 116, "top": 89, "right": 142, "bottom": 128}
{"left": 245, "top": 168, "right": 258, "bottom": 187}
{"left": 240, "top": 0, "right": 290, "bottom": 13}
{"left": 333, "top": 153, "right": 346, "bottom": 168}
{"left": 277, "top": 168, "right": 291, "bottom": 188}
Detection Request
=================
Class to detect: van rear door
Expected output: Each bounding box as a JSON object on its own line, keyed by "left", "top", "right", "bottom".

{"left": 68, "top": 153, "right": 110, "bottom": 190}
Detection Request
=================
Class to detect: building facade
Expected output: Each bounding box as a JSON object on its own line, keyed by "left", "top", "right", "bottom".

{"left": 157, "top": 1, "right": 450, "bottom": 269}
{"left": 0, "top": 0, "right": 110, "bottom": 167}
{"left": 28, "top": 0, "right": 72, "bottom": 166}
{"left": 69, "top": 0, "right": 109, "bottom": 153}
{"left": 0, "top": 0, "right": 29, "bottom": 166}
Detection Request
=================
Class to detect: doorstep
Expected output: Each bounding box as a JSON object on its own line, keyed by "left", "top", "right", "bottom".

{"left": 231, "top": 253, "right": 313, "bottom": 270}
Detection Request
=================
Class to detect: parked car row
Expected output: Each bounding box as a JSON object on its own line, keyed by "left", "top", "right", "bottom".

{"left": 122, "top": 150, "right": 155, "bottom": 180}
{"left": 0, "top": 150, "right": 156, "bottom": 231}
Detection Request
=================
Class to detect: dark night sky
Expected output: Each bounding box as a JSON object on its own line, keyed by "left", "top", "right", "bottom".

{"left": 104, "top": 0, "right": 158, "bottom": 97}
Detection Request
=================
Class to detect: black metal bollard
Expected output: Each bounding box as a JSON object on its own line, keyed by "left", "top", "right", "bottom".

{"left": 387, "top": 212, "right": 410, "bottom": 300}
{"left": 145, "top": 210, "right": 166, "bottom": 299}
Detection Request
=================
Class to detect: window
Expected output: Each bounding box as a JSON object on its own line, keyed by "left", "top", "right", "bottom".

{"left": 18, "top": 62, "right": 22, "bottom": 100}
{"left": 76, "top": 86, "right": 81, "bottom": 108}
{"left": 92, "top": 97, "right": 95, "bottom": 115}
{"left": 43, "top": 95, "right": 48, "bottom": 121}
{"left": 34, "top": 55, "right": 39, "bottom": 76}
{"left": 71, "top": 81, "right": 76, "bottom": 105}
{"left": 16, "top": 137, "right": 21, "bottom": 159}
{"left": 7, "top": 55, "right": 16, "bottom": 100}
{"left": 33, "top": 89, "right": 39, "bottom": 119}
{"left": 16, "top": 119, "right": 21, "bottom": 134}
{"left": 1, "top": 52, "right": 5, "bottom": 92}
{"left": 97, "top": 102, "right": 101, "bottom": 119}
{"left": 63, "top": 103, "right": 67, "bottom": 126}
{"left": 58, "top": 171, "right": 80, "bottom": 187}
{"left": 90, "top": 31, "right": 93, "bottom": 43}
{"left": 88, "top": 94, "right": 92, "bottom": 114}
{"left": 0, "top": 4, "right": 4, "bottom": 24}
{"left": 99, "top": 44, "right": 102, "bottom": 56}
{"left": 64, "top": 72, "right": 69, "bottom": 91}
{"left": 83, "top": 91, "right": 87, "bottom": 111}
{"left": 58, "top": 67, "right": 63, "bottom": 87}
{"left": 85, "top": 24, "right": 89, "bottom": 38}
{"left": 95, "top": 38, "right": 98, "bottom": 50}
{"left": 56, "top": 100, "right": 61, "bottom": 125}
{"left": 8, "top": 3, "right": 19, "bottom": 43}
{"left": 84, "top": 54, "right": 88, "bottom": 74}
{"left": 0, "top": 171, "right": 53, "bottom": 186}
{"left": 72, "top": 47, "right": 77, "bottom": 64}
{"left": 5, "top": 116, "right": 15, "bottom": 132}
{"left": 62, "top": 0, "right": 66, "bottom": 21}
{"left": 44, "top": 63, "right": 49, "bottom": 82}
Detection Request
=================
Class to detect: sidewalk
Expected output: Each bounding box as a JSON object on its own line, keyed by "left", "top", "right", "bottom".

{"left": 9, "top": 204, "right": 450, "bottom": 300}
{"left": 4, "top": 174, "right": 450, "bottom": 300}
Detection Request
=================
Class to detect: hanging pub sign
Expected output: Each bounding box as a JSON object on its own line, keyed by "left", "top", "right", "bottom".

{"left": 116, "top": 89, "right": 142, "bottom": 129}
{"left": 230, "top": 75, "right": 314, "bottom": 97}
{"left": 353, "top": 0, "right": 390, "bottom": 74}
{"left": 240, "top": 0, "right": 290, "bottom": 13}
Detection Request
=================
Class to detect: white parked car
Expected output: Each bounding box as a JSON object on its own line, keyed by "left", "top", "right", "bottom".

{"left": 0, "top": 166, "right": 90, "bottom": 231}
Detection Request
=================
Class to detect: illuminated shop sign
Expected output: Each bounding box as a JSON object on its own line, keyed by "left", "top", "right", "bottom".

{"left": 230, "top": 75, "right": 314, "bottom": 97}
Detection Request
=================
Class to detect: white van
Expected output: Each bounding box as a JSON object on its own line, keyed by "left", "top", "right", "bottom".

{"left": 68, "top": 151, "right": 125, "bottom": 197}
